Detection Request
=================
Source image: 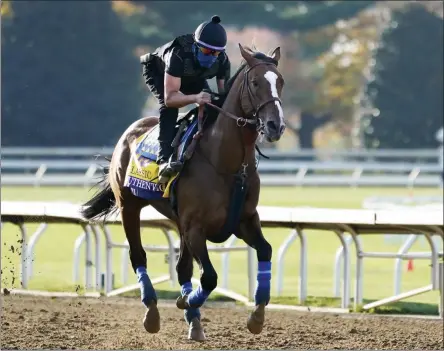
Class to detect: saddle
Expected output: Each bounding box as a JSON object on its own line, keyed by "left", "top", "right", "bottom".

{"left": 135, "top": 107, "right": 200, "bottom": 167}
{"left": 138, "top": 92, "right": 224, "bottom": 164}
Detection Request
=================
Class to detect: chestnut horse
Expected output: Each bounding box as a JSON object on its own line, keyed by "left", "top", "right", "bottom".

{"left": 81, "top": 44, "right": 286, "bottom": 341}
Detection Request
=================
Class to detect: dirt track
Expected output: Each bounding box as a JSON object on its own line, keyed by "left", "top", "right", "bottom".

{"left": 1, "top": 295, "right": 443, "bottom": 350}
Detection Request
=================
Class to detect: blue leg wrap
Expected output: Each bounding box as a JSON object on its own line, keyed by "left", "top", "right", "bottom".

{"left": 136, "top": 266, "right": 157, "bottom": 307}
{"left": 181, "top": 282, "right": 201, "bottom": 324}
{"left": 187, "top": 284, "right": 211, "bottom": 307}
{"left": 255, "top": 261, "right": 271, "bottom": 306}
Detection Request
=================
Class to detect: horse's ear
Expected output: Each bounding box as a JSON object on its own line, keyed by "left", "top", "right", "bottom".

{"left": 270, "top": 47, "right": 281, "bottom": 62}
{"left": 238, "top": 43, "right": 256, "bottom": 66}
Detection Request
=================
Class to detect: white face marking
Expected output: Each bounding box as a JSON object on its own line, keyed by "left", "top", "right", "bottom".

{"left": 263, "top": 71, "right": 284, "bottom": 124}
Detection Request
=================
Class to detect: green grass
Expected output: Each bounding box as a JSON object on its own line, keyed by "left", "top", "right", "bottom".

{"left": 1, "top": 186, "right": 442, "bottom": 315}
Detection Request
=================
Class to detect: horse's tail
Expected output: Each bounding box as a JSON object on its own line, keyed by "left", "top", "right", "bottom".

{"left": 80, "top": 158, "right": 117, "bottom": 221}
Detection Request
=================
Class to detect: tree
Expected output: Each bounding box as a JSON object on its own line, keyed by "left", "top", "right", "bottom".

{"left": 313, "top": 6, "right": 385, "bottom": 147}
{"left": 116, "top": 1, "right": 375, "bottom": 48}
{"left": 362, "top": 4, "right": 443, "bottom": 149}
{"left": 1, "top": 0, "right": 12, "bottom": 16}
{"left": 2, "top": 1, "right": 146, "bottom": 147}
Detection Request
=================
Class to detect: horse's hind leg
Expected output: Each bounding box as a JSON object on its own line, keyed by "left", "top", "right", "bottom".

{"left": 237, "top": 211, "right": 272, "bottom": 334}
{"left": 176, "top": 238, "right": 205, "bottom": 341}
{"left": 120, "top": 196, "right": 160, "bottom": 333}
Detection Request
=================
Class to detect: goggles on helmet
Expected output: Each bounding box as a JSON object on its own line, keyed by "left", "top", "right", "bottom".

{"left": 196, "top": 43, "right": 223, "bottom": 57}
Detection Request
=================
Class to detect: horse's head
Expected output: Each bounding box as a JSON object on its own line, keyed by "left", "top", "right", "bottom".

{"left": 238, "top": 44, "right": 286, "bottom": 143}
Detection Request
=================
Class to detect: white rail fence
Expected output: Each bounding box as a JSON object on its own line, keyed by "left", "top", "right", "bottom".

{"left": 1, "top": 201, "right": 443, "bottom": 316}
{"left": 1, "top": 147, "right": 443, "bottom": 187}
{"left": 332, "top": 196, "right": 444, "bottom": 299}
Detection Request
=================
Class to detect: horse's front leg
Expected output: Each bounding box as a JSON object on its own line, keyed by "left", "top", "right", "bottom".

{"left": 238, "top": 211, "right": 272, "bottom": 334}
{"left": 176, "top": 236, "right": 205, "bottom": 341}
{"left": 121, "top": 199, "right": 160, "bottom": 334}
{"left": 176, "top": 228, "right": 218, "bottom": 310}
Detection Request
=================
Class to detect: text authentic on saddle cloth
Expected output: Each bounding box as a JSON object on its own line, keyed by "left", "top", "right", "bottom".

{"left": 123, "top": 115, "right": 199, "bottom": 200}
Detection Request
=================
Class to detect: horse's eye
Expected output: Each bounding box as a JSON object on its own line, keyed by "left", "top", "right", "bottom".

{"left": 252, "top": 79, "right": 259, "bottom": 87}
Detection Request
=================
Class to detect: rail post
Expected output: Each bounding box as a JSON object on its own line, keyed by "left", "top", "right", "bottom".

{"left": 439, "top": 261, "right": 443, "bottom": 318}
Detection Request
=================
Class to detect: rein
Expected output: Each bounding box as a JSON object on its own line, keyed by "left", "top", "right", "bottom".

{"left": 205, "top": 101, "right": 256, "bottom": 128}
{"left": 182, "top": 58, "right": 282, "bottom": 186}
{"left": 190, "top": 60, "right": 281, "bottom": 179}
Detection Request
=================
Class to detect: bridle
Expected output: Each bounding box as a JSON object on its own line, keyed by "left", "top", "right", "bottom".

{"left": 191, "top": 60, "right": 283, "bottom": 180}
{"left": 206, "top": 60, "right": 282, "bottom": 134}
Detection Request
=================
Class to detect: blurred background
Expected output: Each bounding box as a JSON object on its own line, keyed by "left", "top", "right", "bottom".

{"left": 2, "top": 0, "right": 443, "bottom": 151}
{"left": 1, "top": 1, "right": 443, "bottom": 311}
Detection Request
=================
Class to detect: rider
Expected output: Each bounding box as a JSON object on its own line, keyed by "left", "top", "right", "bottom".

{"left": 140, "top": 15, "right": 231, "bottom": 184}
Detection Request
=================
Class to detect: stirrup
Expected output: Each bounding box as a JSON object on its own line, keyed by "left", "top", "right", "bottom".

{"left": 158, "top": 159, "right": 183, "bottom": 184}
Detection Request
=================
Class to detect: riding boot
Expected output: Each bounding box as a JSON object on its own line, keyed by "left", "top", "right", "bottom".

{"left": 157, "top": 107, "right": 183, "bottom": 184}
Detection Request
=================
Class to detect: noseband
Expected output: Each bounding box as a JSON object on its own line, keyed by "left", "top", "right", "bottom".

{"left": 206, "top": 61, "right": 282, "bottom": 132}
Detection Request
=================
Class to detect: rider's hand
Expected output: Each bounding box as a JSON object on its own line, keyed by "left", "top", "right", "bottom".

{"left": 194, "top": 91, "right": 211, "bottom": 105}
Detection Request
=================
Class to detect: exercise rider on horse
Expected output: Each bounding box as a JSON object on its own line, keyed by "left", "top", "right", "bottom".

{"left": 140, "top": 15, "right": 231, "bottom": 184}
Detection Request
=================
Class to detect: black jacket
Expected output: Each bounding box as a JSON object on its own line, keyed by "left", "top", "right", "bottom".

{"left": 141, "top": 34, "right": 230, "bottom": 90}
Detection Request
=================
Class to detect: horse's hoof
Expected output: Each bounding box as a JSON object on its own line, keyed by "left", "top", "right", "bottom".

{"left": 143, "top": 301, "right": 160, "bottom": 333}
{"left": 188, "top": 317, "right": 206, "bottom": 341}
{"left": 176, "top": 295, "right": 188, "bottom": 310}
{"left": 247, "top": 304, "right": 266, "bottom": 334}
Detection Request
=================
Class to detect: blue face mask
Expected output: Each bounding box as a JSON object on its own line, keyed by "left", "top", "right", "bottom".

{"left": 193, "top": 43, "right": 218, "bottom": 68}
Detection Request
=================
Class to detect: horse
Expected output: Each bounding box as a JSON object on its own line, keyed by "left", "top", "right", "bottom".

{"left": 80, "top": 43, "right": 286, "bottom": 341}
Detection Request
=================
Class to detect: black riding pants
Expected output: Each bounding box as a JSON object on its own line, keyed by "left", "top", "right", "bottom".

{"left": 142, "top": 57, "right": 209, "bottom": 163}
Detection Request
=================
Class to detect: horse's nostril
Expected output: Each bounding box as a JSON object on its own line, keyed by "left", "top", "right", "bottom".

{"left": 280, "top": 125, "right": 286, "bottom": 135}
{"left": 266, "top": 121, "right": 278, "bottom": 133}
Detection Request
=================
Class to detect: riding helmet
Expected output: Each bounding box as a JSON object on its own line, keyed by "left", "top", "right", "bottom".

{"left": 194, "top": 15, "right": 227, "bottom": 51}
